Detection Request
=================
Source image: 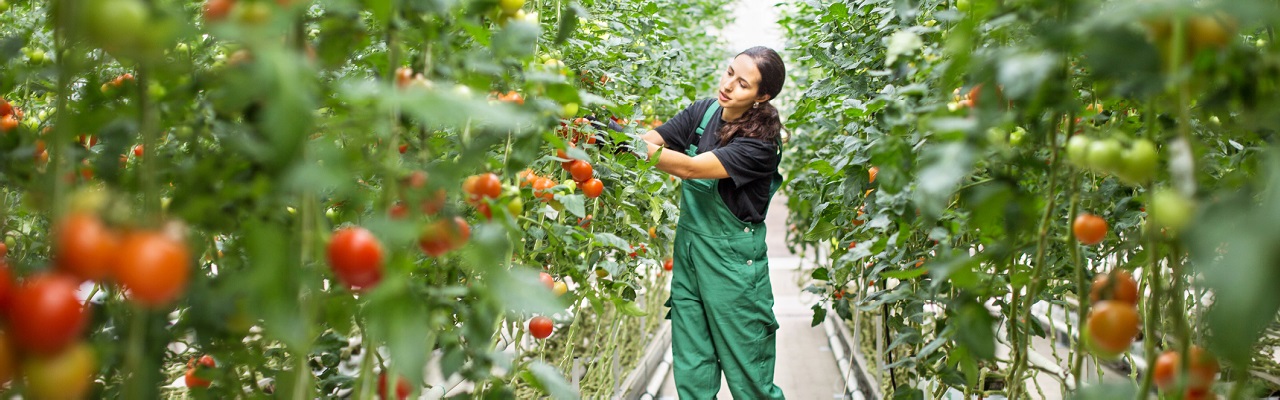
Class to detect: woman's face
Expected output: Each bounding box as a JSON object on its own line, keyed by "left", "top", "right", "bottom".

{"left": 717, "top": 54, "right": 768, "bottom": 109}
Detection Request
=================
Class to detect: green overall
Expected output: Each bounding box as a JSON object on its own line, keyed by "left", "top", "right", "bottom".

{"left": 666, "top": 103, "right": 785, "bottom": 399}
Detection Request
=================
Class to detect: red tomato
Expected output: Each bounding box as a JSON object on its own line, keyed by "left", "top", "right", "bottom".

{"left": 1090, "top": 270, "right": 1138, "bottom": 306}
{"left": 54, "top": 213, "right": 118, "bottom": 282}
{"left": 1086, "top": 301, "right": 1140, "bottom": 356}
{"left": 577, "top": 214, "right": 592, "bottom": 228}
{"left": 203, "top": 0, "right": 234, "bottom": 22}
{"left": 418, "top": 217, "right": 470, "bottom": 257}
{"left": 581, "top": 178, "right": 603, "bottom": 199}
{"left": 0, "top": 241, "right": 6, "bottom": 258}
{"left": 0, "top": 262, "right": 11, "bottom": 314}
{"left": 24, "top": 341, "right": 96, "bottom": 400}
{"left": 1154, "top": 346, "right": 1219, "bottom": 399}
{"left": 0, "top": 115, "right": 17, "bottom": 132}
{"left": 0, "top": 99, "right": 11, "bottom": 116}
{"left": 395, "top": 67, "right": 413, "bottom": 88}
{"left": 868, "top": 166, "right": 878, "bottom": 183}
{"left": 1073, "top": 213, "right": 1108, "bottom": 245}
{"left": 115, "top": 231, "right": 191, "bottom": 307}
{"left": 566, "top": 160, "right": 593, "bottom": 182}
{"left": 379, "top": 372, "right": 412, "bottom": 400}
{"left": 477, "top": 202, "right": 492, "bottom": 220}
{"left": 0, "top": 331, "right": 12, "bottom": 386}
{"left": 663, "top": 258, "right": 673, "bottom": 271}
{"left": 539, "top": 272, "right": 555, "bottom": 290}
{"left": 389, "top": 202, "right": 409, "bottom": 219}
{"left": 468, "top": 173, "right": 502, "bottom": 201}
{"left": 132, "top": 144, "right": 144, "bottom": 157}
{"left": 326, "top": 227, "right": 385, "bottom": 292}
{"left": 10, "top": 274, "right": 89, "bottom": 356}
{"left": 185, "top": 355, "right": 217, "bottom": 388}
{"left": 529, "top": 316, "right": 553, "bottom": 339}
{"left": 398, "top": 143, "right": 408, "bottom": 154}
{"left": 532, "top": 177, "right": 556, "bottom": 202}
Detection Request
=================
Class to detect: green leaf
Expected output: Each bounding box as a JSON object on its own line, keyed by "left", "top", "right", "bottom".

{"left": 554, "top": 4, "right": 584, "bottom": 45}
{"left": 526, "top": 361, "right": 581, "bottom": 399}
{"left": 810, "top": 304, "right": 827, "bottom": 327}
{"left": 953, "top": 300, "right": 996, "bottom": 360}
{"left": 592, "top": 232, "right": 631, "bottom": 251}
{"left": 810, "top": 267, "right": 830, "bottom": 281}
{"left": 881, "top": 267, "right": 927, "bottom": 280}
{"left": 615, "top": 299, "right": 648, "bottom": 317}
{"left": 560, "top": 194, "right": 586, "bottom": 218}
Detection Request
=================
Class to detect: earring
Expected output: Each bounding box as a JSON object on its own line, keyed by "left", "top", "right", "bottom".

{"left": 753, "top": 102, "right": 759, "bottom": 109}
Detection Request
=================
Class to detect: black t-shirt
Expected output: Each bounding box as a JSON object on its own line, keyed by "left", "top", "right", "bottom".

{"left": 656, "top": 99, "right": 781, "bottom": 223}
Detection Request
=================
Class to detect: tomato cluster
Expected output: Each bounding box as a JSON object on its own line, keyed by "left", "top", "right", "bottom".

{"left": 1064, "top": 135, "right": 1158, "bottom": 185}
{"left": 0, "top": 98, "right": 21, "bottom": 133}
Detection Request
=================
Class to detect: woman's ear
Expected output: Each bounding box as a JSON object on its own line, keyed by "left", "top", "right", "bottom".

{"left": 756, "top": 94, "right": 772, "bottom": 103}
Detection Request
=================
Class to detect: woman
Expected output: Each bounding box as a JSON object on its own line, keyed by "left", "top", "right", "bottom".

{"left": 641, "top": 46, "right": 787, "bottom": 400}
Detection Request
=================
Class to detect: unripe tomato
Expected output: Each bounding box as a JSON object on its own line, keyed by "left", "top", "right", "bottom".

{"left": 10, "top": 274, "right": 89, "bottom": 356}
{"left": 1118, "top": 139, "right": 1158, "bottom": 184}
{"left": 54, "top": 213, "right": 118, "bottom": 282}
{"left": 552, "top": 281, "right": 568, "bottom": 296}
{"left": 580, "top": 178, "right": 603, "bottom": 199}
{"left": 498, "top": 0, "right": 524, "bottom": 14}
{"left": 1065, "top": 135, "right": 1091, "bottom": 167}
{"left": 507, "top": 197, "right": 524, "bottom": 216}
{"left": 1089, "top": 270, "right": 1138, "bottom": 306}
{"left": 1086, "top": 138, "right": 1123, "bottom": 173}
{"left": 326, "top": 227, "right": 385, "bottom": 292}
{"left": 379, "top": 372, "right": 412, "bottom": 400}
{"left": 1086, "top": 301, "right": 1140, "bottom": 357}
{"left": 1150, "top": 189, "right": 1195, "bottom": 235}
{"left": 1154, "top": 346, "right": 1219, "bottom": 399}
{"left": 24, "top": 342, "right": 96, "bottom": 400}
{"left": 87, "top": 0, "right": 149, "bottom": 53}
{"left": 560, "top": 102, "right": 578, "bottom": 118}
{"left": 1187, "top": 14, "right": 1236, "bottom": 53}
{"left": 184, "top": 355, "right": 217, "bottom": 388}
{"left": 1073, "top": 213, "right": 1107, "bottom": 245}
{"left": 566, "top": 160, "right": 593, "bottom": 183}
{"left": 115, "top": 230, "right": 191, "bottom": 307}
{"left": 529, "top": 316, "right": 553, "bottom": 339}
{"left": 538, "top": 272, "right": 555, "bottom": 290}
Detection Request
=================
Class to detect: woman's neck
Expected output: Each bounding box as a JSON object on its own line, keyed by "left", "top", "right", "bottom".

{"left": 721, "top": 106, "right": 748, "bottom": 122}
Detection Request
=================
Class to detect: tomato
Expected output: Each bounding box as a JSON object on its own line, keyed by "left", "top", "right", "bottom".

{"left": 663, "top": 258, "right": 673, "bottom": 271}
{"left": 115, "top": 231, "right": 190, "bottom": 307}
{"left": 560, "top": 102, "right": 578, "bottom": 118}
{"left": 595, "top": 268, "right": 609, "bottom": 279}
{"left": 581, "top": 178, "right": 603, "bottom": 199}
{"left": 852, "top": 209, "right": 866, "bottom": 226}
{"left": 1085, "top": 138, "right": 1122, "bottom": 173}
{"left": 565, "top": 160, "right": 593, "bottom": 183}
{"left": 24, "top": 342, "right": 96, "bottom": 400}
{"left": 507, "top": 197, "right": 523, "bottom": 216}
{"left": 498, "top": 0, "right": 524, "bottom": 14}
{"left": 389, "top": 202, "right": 409, "bottom": 219}
{"left": 868, "top": 166, "right": 878, "bottom": 183}
{"left": 1089, "top": 270, "right": 1138, "bottom": 306}
{"left": 203, "top": 0, "right": 233, "bottom": 22}
{"left": 1065, "top": 135, "right": 1091, "bottom": 167}
{"left": 471, "top": 173, "right": 502, "bottom": 201}
{"left": 0, "top": 241, "right": 6, "bottom": 258}
{"left": 539, "top": 272, "right": 555, "bottom": 290}
{"left": 552, "top": 281, "right": 568, "bottom": 296}
{"left": 0, "top": 262, "right": 10, "bottom": 314}
{"left": 185, "top": 355, "right": 217, "bottom": 388}
{"left": 0, "top": 99, "right": 11, "bottom": 116}
{"left": 648, "top": 226, "right": 658, "bottom": 238}
{"left": 1072, "top": 213, "right": 1107, "bottom": 245}
{"left": 418, "top": 217, "right": 470, "bottom": 256}
{"left": 0, "top": 330, "right": 13, "bottom": 385}
{"left": 54, "top": 213, "right": 118, "bottom": 282}
{"left": 0, "top": 115, "right": 17, "bottom": 132}
{"left": 1149, "top": 188, "right": 1194, "bottom": 235}
{"left": 477, "top": 202, "right": 493, "bottom": 220}
{"left": 379, "top": 372, "right": 412, "bottom": 400}
{"left": 1085, "top": 301, "right": 1140, "bottom": 357}
{"left": 577, "top": 214, "right": 592, "bottom": 228}
{"left": 517, "top": 169, "right": 536, "bottom": 187}
{"left": 133, "top": 144, "right": 144, "bottom": 158}
{"left": 398, "top": 143, "right": 409, "bottom": 154}
{"left": 395, "top": 67, "right": 413, "bottom": 88}
{"left": 405, "top": 170, "right": 428, "bottom": 189}
{"left": 529, "top": 316, "right": 554, "bottom": 339}
{"left": 10, "top": 274, "right": 89, "bottom": 356}
{"left": 532, "top": 177, "right": 556, "bottom": 202}
{"left": 1118, "top": 138, "right": 1158, "bottom": 184}
{"left": 326, "top": 227, "right": 385, "bottom": 292}
{"left": 1154, "top": 346, "right": 1219, "bottom": 399}
{"left": 87, "top": 0, "right": 149, "bottom": 54}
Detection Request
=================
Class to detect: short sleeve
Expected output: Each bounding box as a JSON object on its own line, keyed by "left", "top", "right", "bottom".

{"left": 710, "top": 138, "right": 779, "bottom": 188}
{"left": 655, "top": 100, "right": 709, "bottom": 154}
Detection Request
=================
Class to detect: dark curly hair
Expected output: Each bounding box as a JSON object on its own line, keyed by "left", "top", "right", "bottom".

{"left": 719, "top": 46, "right": 785, "bottom": 146}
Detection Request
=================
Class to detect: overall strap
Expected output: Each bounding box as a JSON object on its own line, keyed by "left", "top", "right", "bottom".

{"left": 687, "top": 102, "right": 720, "bottom": 156}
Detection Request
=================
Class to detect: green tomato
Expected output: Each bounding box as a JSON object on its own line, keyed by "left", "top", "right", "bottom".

{"left": 148, "top": 82, "right": 167, "bottom": 99}
{"left": 28, "top": 49, "right": 46, "bottom": 63}
{"left": 561, "top": 102, "right": 579, "bottom": 118}
{"left": 87, "top": 0, "right": 149, "bottom": 52}
{"left": 5, "top": 235, "right": 15, "bottom": 251}
{"left": 1118, "top": 139, "right": 1158, "bottom": 184}
{"left": 986, "top": 127, "right": 1007, "bottom": 145}
{"left": 1009, "top": 126, "right": 1026, "bottom": 146}
{"left": 1086, "top": 138, "right": 1123, "bottom": 173}
{"left": 498, "top": 0, "right": 524, "bottom": 14}
{"left": 507, "top": 197, "right": 524, "bottom": 216}
{"left": 1149, "top": 189, "right": 1194, "bottom": 235}
{"left": 0, "top": 0, "right": 9, "bottom": 13}
{"left": 175, "top": 42, "right": 190, "bottom": 53}
{"left": 1065, "top": 135, "right": 1091, "bottom": 167}
{"left": 25, "top": 343, "right": 97, "bottom": 400}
